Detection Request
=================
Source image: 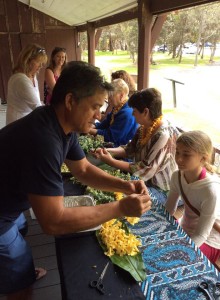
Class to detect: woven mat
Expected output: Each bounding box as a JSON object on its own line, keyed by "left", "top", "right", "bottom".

{"left": 130, "top": 201, "right": 220, "bottom": 300}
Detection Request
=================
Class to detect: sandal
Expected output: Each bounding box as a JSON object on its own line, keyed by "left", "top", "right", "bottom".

{"left": 35, "top": 267, "right": 47, "bottom": 280}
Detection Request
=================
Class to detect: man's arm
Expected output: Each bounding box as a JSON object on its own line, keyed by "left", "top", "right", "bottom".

{"left": 28, "top": 156, "right": 151, "bottom": 235}
{"left": 65, "top": 157, "right": 147, "bottom": 194}
{"left": 28, "top": 193, "right": 151, "bottom": 235}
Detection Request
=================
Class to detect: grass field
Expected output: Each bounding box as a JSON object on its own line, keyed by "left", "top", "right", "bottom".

{"left": 85, "top": 50, "right": 220, "bottom": 74}
{"left": 85, "top": 50, "right": 220, "bottom": 145}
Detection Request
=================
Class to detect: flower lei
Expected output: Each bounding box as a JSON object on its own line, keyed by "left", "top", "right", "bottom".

{"left": 138, "top": 115, "right": 163, "bottom": 146}
{"left": 110, "top": 98, "right": 128, "bottom": 125}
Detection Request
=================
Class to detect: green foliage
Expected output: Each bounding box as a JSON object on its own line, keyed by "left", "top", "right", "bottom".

{"left": 85, "top": 188, "right": 115, "bottom": 204}
{"left": 78, "top": 134, "right": 104, "bottom": 154}
{"left": 85, "top": 169, "right": 132, "bottom": 204}
{"left": 70, "top": 165, "right": 132, "bottom": 205}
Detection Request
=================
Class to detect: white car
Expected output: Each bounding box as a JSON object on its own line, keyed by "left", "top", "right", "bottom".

{"left": 183, "top": 45, "right": 197, "bottom": 54}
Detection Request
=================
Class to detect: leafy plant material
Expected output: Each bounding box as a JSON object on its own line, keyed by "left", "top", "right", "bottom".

{"left": 78, "top": 134, "right": 104, "bottom": 154}
{"left": 110, "top": 252, "right": 147, "bottom": 282}
{"left": 96, "top": 226, "right": 147, "bottom": 282}
{"left": 71, "top": 167, "right": 133, "bottom": 204}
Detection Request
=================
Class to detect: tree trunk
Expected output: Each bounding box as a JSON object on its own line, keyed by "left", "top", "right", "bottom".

{"left": 194, "top": 13, "right": 204, "bottom": 67}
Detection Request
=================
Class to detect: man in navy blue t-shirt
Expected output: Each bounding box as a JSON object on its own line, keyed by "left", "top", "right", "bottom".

{"left": 0, "top": 61, "right": 151, "bottom": 299}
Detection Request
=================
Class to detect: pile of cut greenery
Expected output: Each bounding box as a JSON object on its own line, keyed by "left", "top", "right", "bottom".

{"left": 78, "top": 134, "right": 104, "bottom": 154}
{"left": 71, "top": 168, "right": 132, "bottom": 204}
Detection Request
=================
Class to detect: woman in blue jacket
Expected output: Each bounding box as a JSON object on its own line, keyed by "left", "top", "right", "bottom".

{"left": 89, "top": 78, "right": 138, "bottom": 147}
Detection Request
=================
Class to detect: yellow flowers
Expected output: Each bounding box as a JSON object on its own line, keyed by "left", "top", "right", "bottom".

{"left": 114, "top": 192, "right": 124, "bottom": 201}
{"left": 114, "top": 192, "right": 140, "bottom": 225}
{"left": 61, "top": 163, "right": 69, "bottom": 173}
{"left": 99, "top": 219, "right": 141, "bottom": 257}
{"left": 100, "top": 193, "right": 141, "bottom": 257}
{"left": 126, "top": 217, "right": 140, "bottom": 225}
{"left": 139, "top": 115, "right": 163, "bottom": 146}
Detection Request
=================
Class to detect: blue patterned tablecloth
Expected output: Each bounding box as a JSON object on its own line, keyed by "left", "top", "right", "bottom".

{"left": 130, "top": 201, "right": 220, "bottom": 300}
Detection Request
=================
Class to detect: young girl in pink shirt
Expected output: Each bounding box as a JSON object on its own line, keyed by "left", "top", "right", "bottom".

{"left": 165, "top": 130, "right": 220, "bottom": 268}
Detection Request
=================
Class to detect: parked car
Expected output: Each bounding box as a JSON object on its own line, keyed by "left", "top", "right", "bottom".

{"left": 157, "top": 44, "right": 168, "bottom": 52}
{"left": 177, "top": 43, "right": 197, "bottom": 55}
{"left": 184, "top": 45, "right": 197, "bottom": 54}
{"left": 204, "top": 42, "right": 212, "bottom": 47}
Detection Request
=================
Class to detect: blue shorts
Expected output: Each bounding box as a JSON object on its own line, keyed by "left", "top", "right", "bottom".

{"left": 0, "top": 213, "right": 36, "bottom": 294}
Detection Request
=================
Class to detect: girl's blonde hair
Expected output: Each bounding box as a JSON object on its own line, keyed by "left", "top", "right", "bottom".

{"left": 177, "top": 130, "right": 214, "bottom": 173}
{"left": 13, "top": 43, "right": 47, "bottom": 75}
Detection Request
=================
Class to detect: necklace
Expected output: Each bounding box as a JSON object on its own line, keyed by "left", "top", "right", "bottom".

{"left": 110, "top": 98, "right": 128, "bottom": 125}
{"left": 138, "top": 115, "right": 163, "bottom": 146}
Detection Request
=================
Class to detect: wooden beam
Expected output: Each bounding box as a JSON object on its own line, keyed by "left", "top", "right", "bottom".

{"left": 73, "top": 30, "right": 81, "bottom": 61}
{"left": 150, "top": 0, "right": 220, "bottom": 14}
{"left": 151, "top": 14, "right": 167, "bottom": 51}
{"left": 137, "top": 0, "right": 153, "bottom": 89}
{"left": 87, "top": 22, "right": 95, "bottom": 65}
{"left": 76, "top": 8, "right": 138, "bottom": 32}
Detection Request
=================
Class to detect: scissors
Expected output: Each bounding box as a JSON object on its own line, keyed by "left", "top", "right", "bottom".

{"left": 198, "top": 281, "right": 220, "bottom": 300}
{"left": 89, "top": 262, "right": 109, "bottom": 294}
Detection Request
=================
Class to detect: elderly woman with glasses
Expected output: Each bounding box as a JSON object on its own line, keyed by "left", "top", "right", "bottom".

{"left": 92, "top": 88, "right": 180, "bottom": 204}
{"left": 6, "top": 43, "right": 47, "bottom": 125}
{"left": 44, "top": 47, "right": 67, "bottom": 105}
{"left": 89, "top": 78, "right": 138, "bottom": 147}
{"left": 100, "top": 70, "right": 137, "bottom": 121}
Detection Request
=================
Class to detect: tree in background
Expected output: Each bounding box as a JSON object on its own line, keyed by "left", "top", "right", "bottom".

{"left": 80, "top": 2, "right": 220, "bottom": 65}
{"left": 156, "top": 3, "right": 220, "bottom": 64}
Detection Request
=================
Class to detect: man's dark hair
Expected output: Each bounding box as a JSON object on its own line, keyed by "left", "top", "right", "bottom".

{"left": 50, "top": 61, "right": 113, "bottom": 105}
{"left": 128, "top": 88, "right": 162, "bottom": 119}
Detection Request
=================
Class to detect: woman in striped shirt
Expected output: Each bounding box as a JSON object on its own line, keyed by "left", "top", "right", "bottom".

{"left": 92, "top": 88, "right": 180, "bottom": 204}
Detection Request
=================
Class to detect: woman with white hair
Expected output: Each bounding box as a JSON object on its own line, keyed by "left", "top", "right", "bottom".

{"left": 89, "top": 78, "right": 138, "bottom": 147}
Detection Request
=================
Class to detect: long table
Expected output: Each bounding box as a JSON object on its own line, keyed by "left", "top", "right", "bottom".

{"left": 56, "top": 180, "right": 220, "bottom": 300}
{"left": 131, "top": 201, "right": 220, "bottom": 299}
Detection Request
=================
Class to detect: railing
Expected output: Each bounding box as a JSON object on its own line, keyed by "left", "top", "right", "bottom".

{"left": 165, "top": 78, "right": 184, "bottom": 108}
{"left": 213, "top": 146, "right": 220, "bottom": 174}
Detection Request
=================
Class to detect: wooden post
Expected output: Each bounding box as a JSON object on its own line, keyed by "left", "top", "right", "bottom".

{"left": 151, "top": 14, "right": 167, "bottom": 52}
{"left": 73, "top": 30, "right": 81, "bottom": 61}
{"left": 87, "top": 22, "right": 95, "bottom": 65}
{"left": 137, "top": 0, "right": 153, "bottom": 90}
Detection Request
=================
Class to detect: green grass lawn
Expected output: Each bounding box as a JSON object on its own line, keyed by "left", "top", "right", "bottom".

{"left": 86, "top": 50, "right": 220, "bottom": 74}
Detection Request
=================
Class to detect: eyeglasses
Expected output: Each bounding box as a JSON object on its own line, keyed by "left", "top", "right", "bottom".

{"left": 30, "top": 48, "right": 46, "bottom": 60}
{"left": 37, "top": 48, "right": 46, "bottom": 54}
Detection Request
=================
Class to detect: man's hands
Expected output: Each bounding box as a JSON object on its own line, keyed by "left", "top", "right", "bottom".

{"left": 118, "top": 194, "right": 152, "bottom": 217}
{"left": 128, "top": 180, "right": 149, "bottom": 194}
{"left": 117, "top": 180, "right": 151, "bottom": 217}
